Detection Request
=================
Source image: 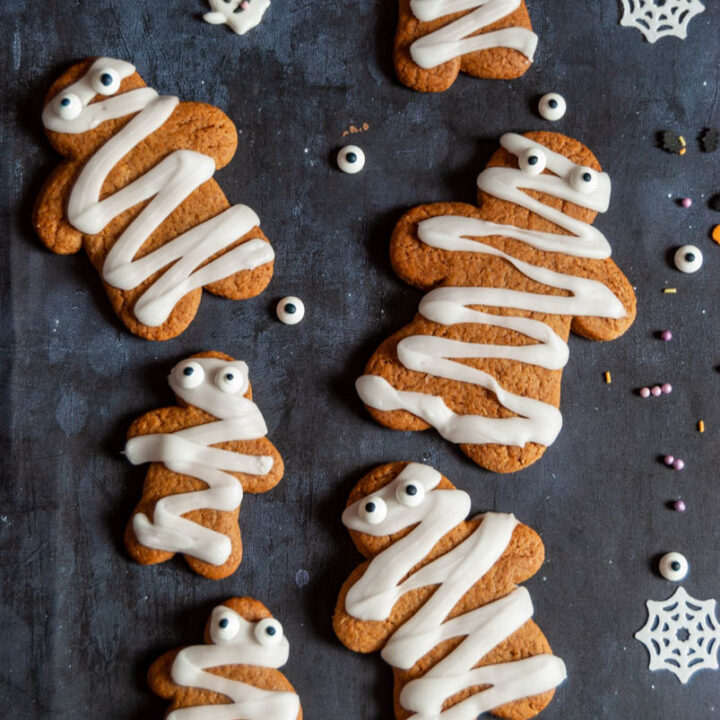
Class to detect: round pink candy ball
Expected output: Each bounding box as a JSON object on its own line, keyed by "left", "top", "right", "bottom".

{"left": 664, "top": 455, "right": 675, "bottom": 466}
{"left": 661, "top": 383, "right": 673, "bottom": 394}
{"left": 640, "top": 387, "right": 651, "bottom": 398}
{"left": 681, "top": 198, "right": 692, "bottom": 208}
{"left": 651, "top": 385, "right": 662, "bottom": 397}
{"left": 673, "top": 499, "right": 687, "bottom": 512}
{"left": 661, "top": 330, "right": 672, "bottom": 341}
{"left": 673, "top": 458, "right": 685, "bottom": 471}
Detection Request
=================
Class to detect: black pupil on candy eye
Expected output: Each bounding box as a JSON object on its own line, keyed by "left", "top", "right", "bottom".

{"left": 219, "top": 618, "right": 229, "bottom": 629}
{"left": 671, "top": 561, "right": 681, "bottom": 571}
{"left": 365, "top": 501, "right": 375, "bottom": 513}
{"left": 183, "top": 367, "right": 194, "bottom": 376}
{"left": 548, "top": 99, "right": 558, "bottom": 108}
{"left": 405, "top": 485, "right": 418, "bottom": 496}
{"left": 582, "top": 172, "right": 592, "bottom": 182}
{"left": 225, "top": 373, "right": 234, "bottom": 381}
{"left": 266, "top": 626, "right": 276, "bottom": 636}
{"left": 285, "top": 303, "right": 296, "bottom": 314}
{"left": 61, "top": 97, "right": 71, "bottom": 107}
{"left": 346, "top": 152, "right": 357, "bottom": 163}
{"left": 528, "top": 155, "right": 538, "bottom": 165}
{"left": 685, "top": 253, "right": 695, "bottom": 262}
{"left": 101, "top": 73, "right": 113, "bottom": 86}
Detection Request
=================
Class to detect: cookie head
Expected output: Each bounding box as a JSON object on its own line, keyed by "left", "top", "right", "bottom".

{"left": 42, "top": 57, "right": 151, "bottom": 158}
{"left": 169, "top": 355, "right": 252, "bottom": 418}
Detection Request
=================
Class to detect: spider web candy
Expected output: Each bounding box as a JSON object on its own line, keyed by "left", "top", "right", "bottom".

{"left": 701, "top": 128, "right": 719, "bottom": 153}
{"left": 620, "top": 0, "right": 705, "bottom": 43}
{"left": 635, "top": 586, "right": 720, "bottom": 684}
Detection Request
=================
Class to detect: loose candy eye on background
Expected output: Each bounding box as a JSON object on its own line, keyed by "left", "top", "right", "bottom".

{"left": 538, "top": 92, "right": 566, "bottom": 121}
{"left": 658, "top": 552, "right": 688, "bottom": 581}
{"left": 337, "top": 145, "right": 365, "bottom": 174}
{"left": 276, "top": 296, "right": 305, "bottom": 324}
{"left": 673, "top": 244, "right": 703, "bottom": 273}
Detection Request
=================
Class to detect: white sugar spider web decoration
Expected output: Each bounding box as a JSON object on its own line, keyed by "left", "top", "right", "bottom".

{"left": 620, "top": 0, "right": 705, "bottom": 43}
{"left": 635, "top": 586, "right": 720, "bottom": 684}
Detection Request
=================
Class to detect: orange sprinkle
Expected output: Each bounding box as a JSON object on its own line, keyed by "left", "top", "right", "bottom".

{"left": 712, "top": 225, "right": 720, "bottom": 244}
{"left": 698, "top": 420, "right": 705, "bottom": 433}
{"left": 604, "top": 371, "right": 612, "bottom": 384}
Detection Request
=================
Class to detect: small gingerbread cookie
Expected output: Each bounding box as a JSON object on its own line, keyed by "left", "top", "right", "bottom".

{"left": 334, "top": 462, "right": 566, "bottom": 720}
{"left": 150, "top": 597, "right": 302, "bottom": 719}
{"left": 124, "top": 352, "right": 283, "bottom": 579}
{"left": 357, "top": 131, "right": 636, "bottom": 473}
{"left": 394, "top": 0, "right": 537, "bottom": 92}
{"left": 34, "top": 57, "right": 275, "bottom": 340}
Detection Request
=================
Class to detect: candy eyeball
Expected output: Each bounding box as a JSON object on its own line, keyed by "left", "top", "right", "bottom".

{"left": 174, "top": 360, "right": 205, "bottom": 389}
{"left": 337, "top": 145, "right": 365, "bottom": 174}
{"left": 255, "top": 618, "right": 283, "bottom": 646}
{"left": 359, "top": 496, "right": 387, "bottom": 525}
{"left": 659, "top": 552, "right": 688, "bottom": 582}
{"left": 518, "top": 147, "right": 547, "bottom": 175}
{"left": 674, "top": 245, "right": 703, "bottom": 273}
{"left": 570, "top": 166, "right": 598, "bottom": 193}
{"left": 91, "top": 67, "right": 121, "bottom": 96}
{"left": 211, "top": 607, "right": 240, "bottom": 644}
{"left": 396, "top": 478, "right": 426, "bottom": 507}
{"left": 56, "top": 93, "right": 82, "bottom": 121}
{"left": 215, "top": 366, "right": 248, "bottom": 395}
{"left": 276, "top": 296, "right": 305, "bottom": 325}
{"left": 538, "top": 93, "right": 567, "bottom": 121}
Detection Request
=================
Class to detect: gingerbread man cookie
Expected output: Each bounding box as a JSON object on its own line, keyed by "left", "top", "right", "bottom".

{"left": 357, "top": 132, "right": 636, "bottom": 473}
{"left": 150, "top": 597, "right": 302, "bottom": 720}
{"left": 334, "top": 462, "right": 566, "bottom": 720}
{"left": 125, "top": 352, "right": 283, "bottom": 579}
{"left": 34, "top": 57, "right": 274, "bottom": 340}
{"left": 394, "top": 0, "right": 537, "bottom": 92}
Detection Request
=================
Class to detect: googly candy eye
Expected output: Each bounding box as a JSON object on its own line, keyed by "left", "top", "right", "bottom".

{"left": 538, "top": 93, "right": 567, "bottom": 121}
{"left": 91, "top": 67, "right": 121, "bottom": 95}
{"left": 255, "top": 618, "right": 283, "bottom": 646}
{"left": 276, "top": 296, "right": 305, "bottom": 325}
{"left": 674, "top": 244, "right": 703, "bottom": 273}
{"left": 395, "top": 479, "right": 426, "bottom": 507}
{"left": 212, "top": 608, "right": 240, "bottom": 643}
{"left": 175, "top": 360, "right": 205, "bottom": 389}
{"left": 658, "top": 552, "right": 688, "bottom": 582}
{"left": 337, "top": 145, "right": 365, "bottom": 174}
{"left": 570, "top": 166, "right": 599, "bottom": 193}
{"left": 359, "top": 496, "right": 387, "bottom": 525}
{"left": 215, "top": 366, "right": 247, "bottom": 394}
{"left": 518, "top": 147, "right": 547, "bottom": 175}
{"left": 55, "top": 93, "right": 82, "bottom": 121}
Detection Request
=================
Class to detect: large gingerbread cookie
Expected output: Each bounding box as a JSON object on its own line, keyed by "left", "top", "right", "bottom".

{"left": 334, "top": 462, "right": 566, "bottom": 720}
{"left": 34, "top": 57, "right": 274, "bottom": 340}
{"left": 124, "top": 352, "right": 284, "bottom": 579}
{"left": 150, "top": 597, "right": 302, "bottom": 719}
{"left": 357, "top": 131, "right": 636, "bottom": 473}
{"left": 394, "top": 0, "right": 537, "bottom": 92}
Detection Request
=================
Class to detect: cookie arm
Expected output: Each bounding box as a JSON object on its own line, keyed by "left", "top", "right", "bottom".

{"left": 571, "top": 258, "right": 637, "bottom": 341}
{"left": 33, "top": 162, "right": 83, "bottom": 255}
{"left": 147, "top": 648, "right": 181, "bottom": 699}
{"left": 127, "top": 407, "right": 196, "bottom": 440}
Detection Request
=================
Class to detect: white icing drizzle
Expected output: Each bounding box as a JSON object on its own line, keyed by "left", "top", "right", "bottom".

{"left": 409, "top": 0, "right": 538, "bottom": 70}
{"left": 169, "top": 604, "right": 300, "bottom": 720}
{"left": 342, "top": 463, "right": 566, "bottom": 720}
{"left": 357, "top": 132, "right": 627, "bottom": 449}
{"left": 126, "top": 356, "right": 274, "bottom": 566}
{"left": 204, "top": 0, "right": 271, "bottom": 35}
{"left": 42, "top": 57, "right": 274, "bottom": 327}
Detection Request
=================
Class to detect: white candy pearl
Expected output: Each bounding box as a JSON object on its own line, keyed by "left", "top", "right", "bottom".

{"left": 276, "top": 296, "right": 305, "bottom": 325}
{"left": 337, "top": 145, "right": 365, "bottom": 174}
{"left": 538, "top": 93, "right": 567, "bottom": 121}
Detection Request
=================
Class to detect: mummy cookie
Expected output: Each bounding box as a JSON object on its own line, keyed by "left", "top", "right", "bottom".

{"left": 124, "top": 352, "right": 284, "bottom": 580}
{"left": 394, "top": 0, "right": 538, "bottom": 93}
{"left": 334, "top": 462, "right": 567, "bottom": 720}
{"left": 356, "top": 131, "right": 636, "bottom": 473}
{"left": 33, "top": 57, "right": 275, "bottom": 341}
{"left": 149, "top": 597, "right": 302, "bottom": 720}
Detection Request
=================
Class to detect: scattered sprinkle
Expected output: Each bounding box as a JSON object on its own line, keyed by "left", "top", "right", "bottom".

{"left": 661, "top": 383, "right": 672, "bottom": 394}
{"left": 673, "top": 499, "right": 687, "bottom": 512}
{"left": 712, "top": 225, "right": 720, "bottom": 244}
{"left": 698, "top": 420, "right": 705, "bottom": 433}
{"left": 604, "top": 371, "right": 612, "bottom": 384}
{"left": 680, "top": 197, "right": 692, "bottom": 208}
{"left": 663, "top": 288, "right": 677, "bottom": 294}
{"left": 651, "top": 385, "right": 662, "bottom": 397}
{"left": 673, "top": 458, "right": 685, "bottom": 471}
{"left": 661, "top": 330, "right": 672, "bottom": 341}
{"left": 664, "top": 455, "right": 674, "bottom": 466}
{"left": 640, "top": 387, "right": 651, "bottom": 398}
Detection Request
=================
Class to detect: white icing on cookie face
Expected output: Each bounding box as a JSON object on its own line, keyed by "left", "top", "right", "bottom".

{"left": 169, "top": 604, "right": 300, "bottom": 720}
{"left": 204, "top": 0, "right": 271, "bottom": 35}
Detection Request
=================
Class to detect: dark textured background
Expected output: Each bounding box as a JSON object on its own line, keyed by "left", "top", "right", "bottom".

{"left": 2, "top": 1, "right": 720, "bottom": 718}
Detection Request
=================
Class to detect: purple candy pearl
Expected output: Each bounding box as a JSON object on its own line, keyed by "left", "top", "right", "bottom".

{"left": 673, "top": 499, "right": 687, "bottom": 512}
{"left": 661, "top": 330, "right": 672, "bottom": 341}
{"left": 673, "top": 458, "right": 685, "bottom": 471}
{"left": 640, "top": 387, "right": 651, "bottom": 398}
{"left": 664, "top": 455, "right": 675, "bottom": 466}
{"left": 681, "top": 198, "right": 692, "bottom": 208}
{"left": 661, "top": 383, "right": 673, "bottom": 394}
{"left": 651, "top": 385, "right": 662, "bottom": 397}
